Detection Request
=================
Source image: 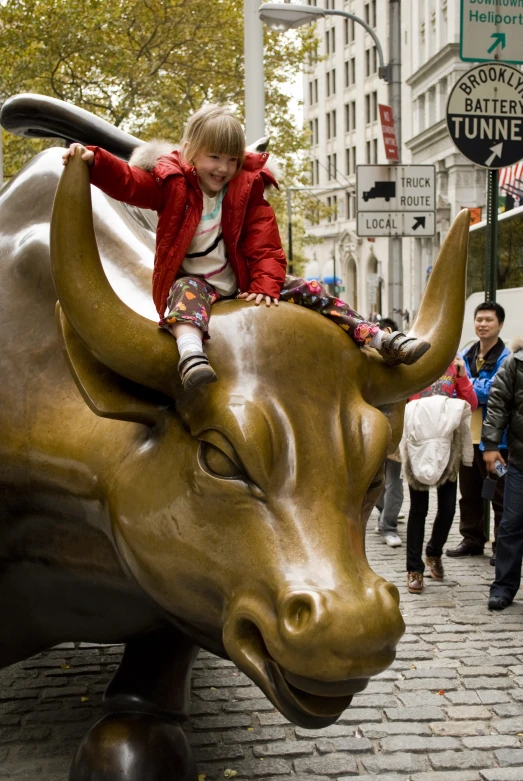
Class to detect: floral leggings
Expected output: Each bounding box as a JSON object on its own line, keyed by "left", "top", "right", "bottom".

{"left": 160, "top": 275, "right": 380, "bottom": 345}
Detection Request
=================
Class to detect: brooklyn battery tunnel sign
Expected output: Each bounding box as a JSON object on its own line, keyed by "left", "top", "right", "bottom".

{"left": 447, "top": 62, "right": 523, "bottom": 169}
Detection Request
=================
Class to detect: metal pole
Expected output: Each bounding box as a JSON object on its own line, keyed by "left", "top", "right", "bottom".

{"left": 287, "top": 188, "right": 294, "bottom": 275}
{"left": 387, "top": 0, "right": 402, "bottom": 322}
{"left": 484, "top": 169, "right": 499, "bottom": 302}
{"left": 244, "top": 0, "right": 265, "bottom": 144}
{"left": 483, "top": 168, "right": 499, "bottom": 544}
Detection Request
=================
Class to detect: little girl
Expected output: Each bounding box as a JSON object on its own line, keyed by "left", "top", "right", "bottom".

{"left": 63, "top": 105, "right": 430, "bottom": 391}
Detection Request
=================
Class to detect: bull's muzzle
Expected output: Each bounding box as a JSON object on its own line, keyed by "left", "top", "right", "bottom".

{"left": 223, "top": 576, "right": 404, "bottom": 728}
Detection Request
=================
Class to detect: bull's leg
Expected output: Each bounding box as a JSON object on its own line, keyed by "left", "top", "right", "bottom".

{"left": 69, "top": 626, "right": 199, "bottom": 781}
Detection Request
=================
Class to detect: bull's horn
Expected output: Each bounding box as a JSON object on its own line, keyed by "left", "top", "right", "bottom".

{"left": 363, "top": 209, "right": 470, "bottom": 406}
{"left": 50, "top": 150, "right": 181, "bottom": 398}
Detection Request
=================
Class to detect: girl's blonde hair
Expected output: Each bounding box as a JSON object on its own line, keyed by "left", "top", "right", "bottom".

{"left": 180, "top": 105, "right": 246, "bottom": 167}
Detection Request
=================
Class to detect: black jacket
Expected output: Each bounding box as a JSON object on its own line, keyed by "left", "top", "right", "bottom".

{"left": 482, "top": 350, "right": 523, "bottom": 471}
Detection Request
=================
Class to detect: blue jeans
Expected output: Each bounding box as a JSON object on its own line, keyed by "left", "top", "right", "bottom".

{"left": 490, "top": 463, "right": 523, "bottom": 602}
{"left": 375, "top": 460, "right": 403, "bottom": 535}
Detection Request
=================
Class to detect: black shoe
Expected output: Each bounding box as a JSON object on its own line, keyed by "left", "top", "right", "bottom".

{"left": 446, "top": 541, "right": 484, "bottom": 558}
{"left": 490, "top": 555, "right": 496, "bottom": 567}
{"left": 488, "top": 596, "right": 511, "bottom": 611}
{"left": 178, "top": 352, "right": 217, "bottom": 391}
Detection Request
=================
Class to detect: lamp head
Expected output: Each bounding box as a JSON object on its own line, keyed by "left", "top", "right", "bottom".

{"left": 258, "top": 2, "right": 325, "bottom": 31}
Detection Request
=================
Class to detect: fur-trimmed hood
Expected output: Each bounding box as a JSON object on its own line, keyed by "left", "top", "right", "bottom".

{"left": 400, "top": 396, "right": 474, "bottom": 491}
{"left": 128, "top": 140, "right": 280, "bottom": 187}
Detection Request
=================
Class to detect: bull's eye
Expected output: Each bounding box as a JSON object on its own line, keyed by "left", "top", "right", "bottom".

{"left": 199, "top": 442, "right": 243, "bottom": 480}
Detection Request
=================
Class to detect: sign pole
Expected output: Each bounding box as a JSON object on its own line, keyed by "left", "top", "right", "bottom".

{"left": 484, "top": 169, "right": 499, "bottom": 303}
{"left": 387, "top": 0, "right": 402, "bottom": 323}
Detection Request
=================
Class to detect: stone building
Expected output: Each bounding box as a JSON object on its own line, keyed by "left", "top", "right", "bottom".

{"left": 302, "top": 0, "right": 486, "bottom": 323}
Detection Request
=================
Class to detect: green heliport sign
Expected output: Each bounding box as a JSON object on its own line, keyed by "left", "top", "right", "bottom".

{"left": 460, "top": 0, "right": 523, "bottom": 65}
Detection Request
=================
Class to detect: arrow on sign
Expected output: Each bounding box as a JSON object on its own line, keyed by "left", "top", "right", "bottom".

{"left": 412, "top": 216, "right": 426, "bottom": 231}
{"left": 488, "top": 33, "right": 506, "bottom": 54}
{"left": 485, "top": 143, "right": 503, "bottom": 167}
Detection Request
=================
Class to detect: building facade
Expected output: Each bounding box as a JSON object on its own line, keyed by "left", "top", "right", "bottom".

{"left": 302, "top": 0, "right": 487, "bottom": 324}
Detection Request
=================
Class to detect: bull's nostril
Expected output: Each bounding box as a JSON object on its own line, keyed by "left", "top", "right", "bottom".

{"left": 281, "top": 593, "right": 318, "bottom": 636}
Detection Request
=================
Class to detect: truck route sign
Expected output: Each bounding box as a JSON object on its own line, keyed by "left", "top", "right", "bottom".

{"left": 446, "top": 62, "right": 523, "bottom": 169}
{"left": 460, "top": 0, "right": 523, "bottom": 65}
{"left": 356, "top": 165, "right": 435, "bottom": 237}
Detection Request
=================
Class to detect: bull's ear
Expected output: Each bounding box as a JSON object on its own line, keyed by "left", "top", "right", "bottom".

{"left": 56, "top": 304, "right": 168, "bottom": 427}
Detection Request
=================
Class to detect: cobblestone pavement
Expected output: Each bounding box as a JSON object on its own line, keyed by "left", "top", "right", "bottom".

{"left": 1, "top": 494, "right": 523, "bottom": 781}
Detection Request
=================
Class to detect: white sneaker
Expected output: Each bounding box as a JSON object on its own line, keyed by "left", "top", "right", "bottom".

{"left": 384, "top": 533, "right": 402, "bottom": 547}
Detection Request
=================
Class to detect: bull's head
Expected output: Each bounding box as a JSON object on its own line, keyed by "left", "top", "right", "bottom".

{"left": 51, "top": 152, "right": 469, "bottom": 728}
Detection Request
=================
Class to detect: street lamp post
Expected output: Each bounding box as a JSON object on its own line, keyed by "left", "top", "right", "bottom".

{"left": 258, "top": 1, "right": 403, "bottom": 320}
{"left": 244, "top": 0, "right": 266, "bottom": 143}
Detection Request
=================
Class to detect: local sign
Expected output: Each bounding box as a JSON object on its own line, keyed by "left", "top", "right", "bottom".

{"left": 356, "top": 165, "right": 436, "bottom": 237}
{"left": 460, "top": 0, "right": 523, "bottom": 65}
{"left": 446, "top": 62, "right": 523, "bottom": 169}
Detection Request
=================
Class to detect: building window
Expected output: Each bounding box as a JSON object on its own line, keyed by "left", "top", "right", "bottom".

{"left": 314, "top": 117, "right": 318, "bottom": 144}
{"left": 332, "top": 110, "right": 336, "bottom": 138}
{"left": 365, "top": 94, "right": 371, "bottom": 124}
{"left": 346, "top": 146, "right": 356, "bottom": 176}
{"left": 344, "top": 18, "right": 355, "bottom": 44}
{"left": 309, "top": 79, "right": 318, "bottom": 105}
{"left": 373, "top": 138, "right": 378, "bottom": 163}
{"left": 331, "top": 27, "right": 336, "bottom": 53}
{"left": 364, "top": 1, "right": 376, "bottom": 27}
{"left": 344, "top": 60, "right": 349, "bottom": 88}
{"left": 366, "top": 140, "right": 371, "bottom": 163}
{"left": 346, "top": 191, "right": 352, "bottom": 219}
{"left": 365, "top": 46, "right": 377, "bottom": 77}
{"left": 350, "top": 57, "right": 356, "bottom": 84}
{"left": 345, "top": 101, "right": 356, "bottom": 132}
{"left": 372, "top": 90, "right": 378, "bottom": 122}
{"left": 326, "top": 68, "right": 336, "bottom": 95}
{"left": 326, "top": 112, "right": 331, "bottom": 140}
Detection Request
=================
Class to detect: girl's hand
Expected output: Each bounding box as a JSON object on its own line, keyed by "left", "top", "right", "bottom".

{"left": 62, "top": 143, "right": 94, "bottom": 167}
{"left": 237, "top": 292, "right": 279, "bottom": 307}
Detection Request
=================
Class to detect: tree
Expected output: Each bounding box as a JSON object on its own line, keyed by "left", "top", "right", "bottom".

{"left": 1, "top": 0, "right": 321, "bottom": 272}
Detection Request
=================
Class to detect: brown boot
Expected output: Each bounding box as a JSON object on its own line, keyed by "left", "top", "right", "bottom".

{"left": 407, "top": 572, "right": 424, "bottom": 594}
{"left": 379, "top": 331, "right": 431, "bottom": 366}
{"left": 425, "top": 556, "right": 444, "bottom": 581}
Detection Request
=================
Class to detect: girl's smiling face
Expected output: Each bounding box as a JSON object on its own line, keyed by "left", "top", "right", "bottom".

{"left": 192, "top": 150, "right": 239, "bottom": 197}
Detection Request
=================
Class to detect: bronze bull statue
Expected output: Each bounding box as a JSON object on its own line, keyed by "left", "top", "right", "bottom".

{"left": 0, "top": 95, "right": 470, "bottom": 781}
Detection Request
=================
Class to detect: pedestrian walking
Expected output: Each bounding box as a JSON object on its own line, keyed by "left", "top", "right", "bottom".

{"left": 447, "top": 302, "right": 510, "bottom": 562}
{"left": 482, "top": 346, "right": 523, "bottom": 610}
{"left": 402, "top": 361, "right": 477, "bottom": 594}
{"left": 375, "top": 318, "right": 404, "bottom": 548}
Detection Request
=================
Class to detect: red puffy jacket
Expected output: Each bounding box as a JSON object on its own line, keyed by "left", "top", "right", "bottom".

{"left": 87, "top": 145, "right": 287, "bottom": 317}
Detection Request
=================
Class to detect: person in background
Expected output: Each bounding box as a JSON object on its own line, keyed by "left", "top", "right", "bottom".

{"left": 375, "top": 317, "right": 404, "bottom": 548}
{"left": 403, "top": 359, "right": 478, "bottom": 594}
{"left": 482, "top": 345, "right": 523, "bottom": 610}
{"left": 447, "top": 302, "right": 510, "bottom": 564}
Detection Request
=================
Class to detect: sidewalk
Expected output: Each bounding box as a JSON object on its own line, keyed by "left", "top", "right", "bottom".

{"left": 1, "top": 492, "right": 522, "bottom": 781}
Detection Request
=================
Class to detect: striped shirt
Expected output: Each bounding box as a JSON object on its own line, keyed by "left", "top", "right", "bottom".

{"left": 181, "top": 188, "right": 237, "bottom": 295}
